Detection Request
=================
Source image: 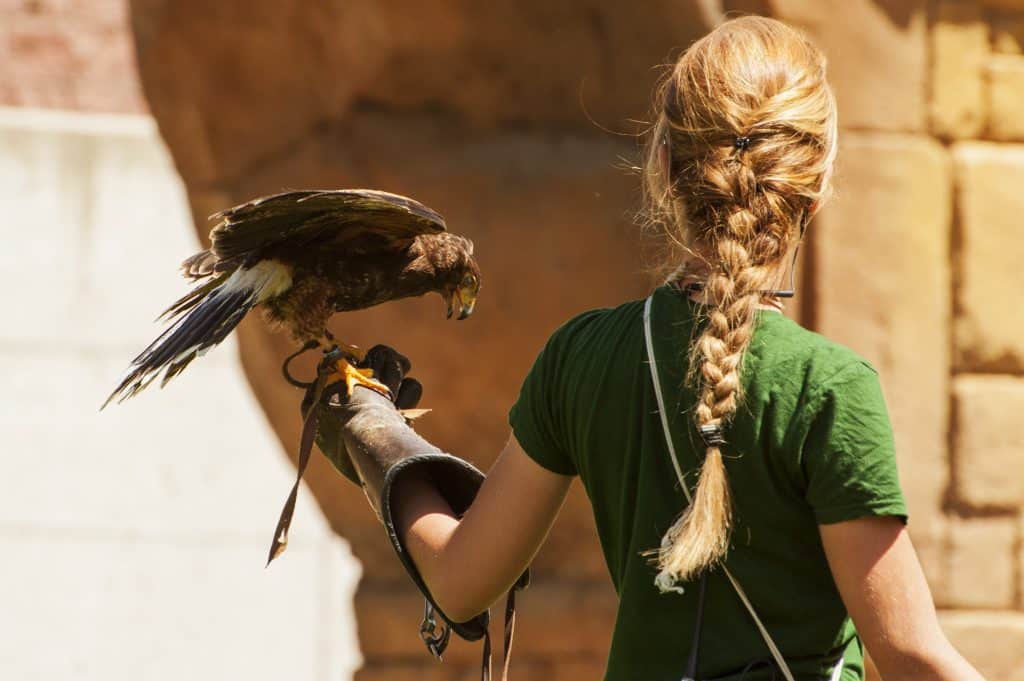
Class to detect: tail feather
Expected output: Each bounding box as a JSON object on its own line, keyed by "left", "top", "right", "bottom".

{"left": 156, "top": 275, "right": 225, "bottom": 322}
{"left": 103, "top": 261, "right": 292, "bottom": 409}
{"left": 142, "top": 289, "right": 250, "bottom": 370}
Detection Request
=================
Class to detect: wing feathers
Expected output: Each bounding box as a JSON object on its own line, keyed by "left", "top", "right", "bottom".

{"left": 104, "top": 262, "right": 292, "bottom": 408}
{"left": 209, "top": 189, "right": 446, "bottom": 263}
{"left": 180, "top": 250, "right": 218, "bottom": 279}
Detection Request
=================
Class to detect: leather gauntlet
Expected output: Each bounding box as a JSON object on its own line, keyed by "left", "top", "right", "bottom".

{"left": 313, "top": 346, "right": 529, "bottom": 659}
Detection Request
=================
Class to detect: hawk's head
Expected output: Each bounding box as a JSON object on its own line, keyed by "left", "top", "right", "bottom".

{"left": 431, "top": 234, "right": 480, "bottom": 320}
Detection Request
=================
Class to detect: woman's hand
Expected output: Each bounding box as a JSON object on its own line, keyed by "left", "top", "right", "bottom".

{"left": 392, "top": 434, "right": 573, "bottom": 622}
{"left": 820, "top": 517, "right": 984, "bottom": 681}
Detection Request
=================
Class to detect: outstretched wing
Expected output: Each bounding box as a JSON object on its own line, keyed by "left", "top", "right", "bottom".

{"left": 207, "top": 189, "right": 447, "bottom": 270}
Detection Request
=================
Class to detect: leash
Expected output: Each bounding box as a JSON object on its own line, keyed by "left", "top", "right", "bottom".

{"left": 266, "top": 345, "right": 344, "bottom": 565}
{"left": 643, "top": 295, "right": 800, "bottom": 681}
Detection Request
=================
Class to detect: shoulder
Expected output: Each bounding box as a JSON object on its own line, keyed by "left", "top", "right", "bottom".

{"left": 521, "top": 296, "right": 647, "bottom": 399}
{"left": 751, "top": 312, "right": 881, "bottom": 397}
{"left": 544, "top": 298, "right": 645, "bottom": 353}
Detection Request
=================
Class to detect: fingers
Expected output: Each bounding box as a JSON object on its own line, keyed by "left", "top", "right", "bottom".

{"left": 362, "top": 345, "right": 412, "bottom": 397}
{"left": 395, "top": 377, "right": 423, "bottom": 410}
{"left": 364, "top": 344, "right": 412, "bottom": 373}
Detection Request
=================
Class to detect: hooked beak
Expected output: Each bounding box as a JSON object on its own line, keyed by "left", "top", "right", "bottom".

{"left": 446, "top": 288, "right": 477, "bottom": 320}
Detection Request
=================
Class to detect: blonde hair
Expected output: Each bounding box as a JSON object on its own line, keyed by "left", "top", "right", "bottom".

{"left": 642, "top": 16, "right": 838, "bottom": 588}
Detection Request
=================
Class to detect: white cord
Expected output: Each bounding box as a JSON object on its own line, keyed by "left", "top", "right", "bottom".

{"left": 643, "top": 296, "right": 798, "bottom": 681}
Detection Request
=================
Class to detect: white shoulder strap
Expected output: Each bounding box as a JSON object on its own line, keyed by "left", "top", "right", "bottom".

{"left": 642, "top": 295, "right": 798, "bottom": 681}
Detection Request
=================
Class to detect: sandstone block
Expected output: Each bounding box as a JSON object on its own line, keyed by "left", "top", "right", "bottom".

{"left": 0, "top": 0, "right": 145, "bottom": 112}
{"left": 993, "top": 13, "right": 1024, "bottom": 54}
{"left": 952, "top": 143, "right": 1024, "bottom": 373}
{"left": 979, "top": 0, "right": 1024, "bottom": 10}
{"left": 356, "top": 579, "right": 616, "bottom": 663}
{"left": 355, "top": 583, "right": 497, "bottom": 664}
{"left": 952, "top": 375, "right": 1024, "bottom": 508}
{"left": 543, "top": 660, "right": 611, "bottom": 680}
{"left": 939, "top": 611, "right": 1024, "bottom": 681}
{"left": 947, "top": 515, "right": 1017, "bottom": 608}
{"left": 1020, "top": 511, "right": 1024, "bottom": 607}
{"left": 930, "top": 1, "right": 988, "bottom": 139}
{"left": 987, "top": 55, "right": 1024, "bottom": 141}
{"left": 514, "top": 580, "right": 617, "bottom": 657}
{"left": 812, "top": 133, "right": 951, "bottom": 544}
{"left": 914, "top": 515, "right": 951, "bottom": 608}
{"left": 768, "top": 0, "right": 928, "bottom": 131}
{"left": 354, "top": 662, "right": 462, "bottom": 681}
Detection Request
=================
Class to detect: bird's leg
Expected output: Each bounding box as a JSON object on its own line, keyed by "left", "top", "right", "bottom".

{"left": 319, "top": 330, "right": 391, "bottom": 399}
{"left": 322, "top": 329, "right": 365, "bottom": 363}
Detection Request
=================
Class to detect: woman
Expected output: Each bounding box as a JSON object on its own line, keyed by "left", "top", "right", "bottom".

{"left": 327, "top": 16, "right": 984, "bottom": 681}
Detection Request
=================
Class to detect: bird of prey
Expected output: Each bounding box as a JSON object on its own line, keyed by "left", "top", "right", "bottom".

{"left": 103, "top": 189, "right": 480, "bottom": 408}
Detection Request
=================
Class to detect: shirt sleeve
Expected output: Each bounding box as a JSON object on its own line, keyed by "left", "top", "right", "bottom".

{"left": 799, "top": 361, "right": 909, "bottom": 525}
{"left": 508, "top": 313, "right": 602, "bottom": 477}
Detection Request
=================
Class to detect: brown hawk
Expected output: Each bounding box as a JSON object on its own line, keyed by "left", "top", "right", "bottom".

{"left": 103, "top": 189, "right": 480, "bottom": 407}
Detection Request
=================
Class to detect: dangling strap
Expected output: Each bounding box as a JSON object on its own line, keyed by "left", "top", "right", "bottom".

{"left": 479, "top": 590, "right": 518, "bottom": 681}
{"left": 680, "top": 574, "right": 708, "bottom": 681}
{"left": 266, "top": 347, "right": 343, "bottom": 565}
{"left": 643, "top": 296, "right": 797, "bottom": 681}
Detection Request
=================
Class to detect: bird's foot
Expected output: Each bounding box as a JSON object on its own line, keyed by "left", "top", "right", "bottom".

{"left": 325, "top": 357, "right": 392, "bottom": 399}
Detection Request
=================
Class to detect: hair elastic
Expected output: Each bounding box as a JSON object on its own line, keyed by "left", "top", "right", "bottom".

{"left": 699, "top": 424, "right": 726, "bottom": 447}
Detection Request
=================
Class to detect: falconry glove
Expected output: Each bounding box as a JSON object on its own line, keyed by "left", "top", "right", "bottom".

{"left": 312, "top": 345, "right": 529, "bottom": 680}
{"left": 304, "top": 346, "right": 424, "bottom": 486}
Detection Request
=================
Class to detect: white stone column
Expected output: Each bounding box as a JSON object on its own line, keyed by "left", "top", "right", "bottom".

{"left": 0, "top": 107, "right": 360, "bottom": 681}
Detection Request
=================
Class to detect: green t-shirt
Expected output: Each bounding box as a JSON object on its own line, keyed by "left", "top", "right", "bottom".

{"left": 509, "top": 284, "right": 907, "bottom": 681}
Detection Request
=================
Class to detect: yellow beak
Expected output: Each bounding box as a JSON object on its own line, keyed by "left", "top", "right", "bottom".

{"left": 447, "top": 288, "right": 477, "bottom": 320}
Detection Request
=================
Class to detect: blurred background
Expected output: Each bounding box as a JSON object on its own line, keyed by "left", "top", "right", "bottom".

{"left": 1, "top": 1, "right": 1022, "bottom": 679}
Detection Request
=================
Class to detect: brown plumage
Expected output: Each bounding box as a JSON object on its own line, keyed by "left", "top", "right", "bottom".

{"left": 103, "top": 189, "right": 481, "bottom": 407}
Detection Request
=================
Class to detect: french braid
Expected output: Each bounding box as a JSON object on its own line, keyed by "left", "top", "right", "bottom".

{"left": 642, "top": 16, "right": 837, "bottom": 588}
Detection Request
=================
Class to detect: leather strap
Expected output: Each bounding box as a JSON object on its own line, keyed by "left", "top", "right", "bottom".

{"left": 643, "top": 295, "right": 797, "bottom": 681}
{"left": 266, "top": 348, "right": 340, "bottom": 565}
{"left": 680, "top": 575, "right": 708, "bottom": 681}
{"left": 480, "top": 589, "right": 517, "bottom": 681}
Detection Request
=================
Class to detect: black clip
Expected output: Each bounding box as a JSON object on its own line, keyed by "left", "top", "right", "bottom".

{"left": 699, "top": 424, "right": 726, "bottom": 447}
{"left": 419, "top": 600, "right": 451, "bottom": 660}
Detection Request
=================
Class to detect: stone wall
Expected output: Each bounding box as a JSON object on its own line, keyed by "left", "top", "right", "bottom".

{"left": 6, "top": 1, "right": 1024, "bottom": 679}
{"left": 929, "top": 1, "right": 1024, "bottom": 669}
{"left": 0, "top": 0, "right": 146, "bottom": 112}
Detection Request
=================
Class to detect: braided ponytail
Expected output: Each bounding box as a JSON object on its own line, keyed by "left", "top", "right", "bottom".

{"left": 642, "top": 16, "right": 837, "bottom": 588}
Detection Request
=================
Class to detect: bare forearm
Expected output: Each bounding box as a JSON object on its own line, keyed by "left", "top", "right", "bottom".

{"left": 390, "top": 473, "right": 472, "bottom": 617}
{"left": 390, "top": 436, "right": 572, "bottom": 623}
{"left": 821, "top": 520, "right": 984, "bottom": 681}
{"left": 391, "top": 471, "right": 523, "bottom": 622}
{"left": 874, "top": 638, "right": 984, "bottom": 681}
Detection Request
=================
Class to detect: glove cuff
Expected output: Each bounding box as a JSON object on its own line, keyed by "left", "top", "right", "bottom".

{"left": 381, "top": 452, "right": 495, "bottom": 641}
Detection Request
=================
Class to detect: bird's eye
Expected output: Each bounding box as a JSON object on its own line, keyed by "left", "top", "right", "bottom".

{"left": 461, "top": 273, "right": 477, "bottom": 288}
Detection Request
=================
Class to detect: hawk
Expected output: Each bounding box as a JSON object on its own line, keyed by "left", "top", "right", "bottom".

{"left": 103, "top": 189, "right": 480, "bottom": 407}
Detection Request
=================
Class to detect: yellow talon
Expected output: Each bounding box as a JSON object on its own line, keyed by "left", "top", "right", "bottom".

{"left": 324, "top": 357, "right": 391, "bottom": 399}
